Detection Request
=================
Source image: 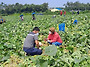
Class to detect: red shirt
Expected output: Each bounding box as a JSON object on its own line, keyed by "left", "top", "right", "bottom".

{"left": 48, "top": 32, "right": 63, "bottom": 43}
{"left": 64, "top": 11, "right": 66, "bottom": 15}
{"left": 60, "top": 11, "right": 62, "bottom": 15}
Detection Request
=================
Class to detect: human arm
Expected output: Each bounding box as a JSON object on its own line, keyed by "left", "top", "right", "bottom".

{"left": 34, "top": 34, "right": 40, "bottom": 49}
{"left": 35, "top": 40, "right": 39, "bottom": 49}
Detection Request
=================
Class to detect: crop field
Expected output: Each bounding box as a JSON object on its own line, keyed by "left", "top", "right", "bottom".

{"left": 0, "top": 13, "right": 90, "bottom": 67}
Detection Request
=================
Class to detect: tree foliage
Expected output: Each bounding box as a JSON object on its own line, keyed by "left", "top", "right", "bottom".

{"left": 64, "top": 1, "right": 90, "bottom": 11}
{"left": 0, "top": 2, "right": 48, "bottom": 15}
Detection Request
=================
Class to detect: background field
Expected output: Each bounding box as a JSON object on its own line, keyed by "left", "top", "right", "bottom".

{"left": 0, "top": 13, "right": 90, "bottom": 67}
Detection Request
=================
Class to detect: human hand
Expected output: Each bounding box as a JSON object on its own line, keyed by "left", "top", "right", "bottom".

{"left": 39, "top": 48, "right": 42, "bottom": 50}
{"left": 44, "top": 38, "right": 47, "bottom": 41}
{"left": 47, "top": 40, "right": 51, "bottom": 42}
{"left": 39, "top": 42, "right": 42, "bottom": 46}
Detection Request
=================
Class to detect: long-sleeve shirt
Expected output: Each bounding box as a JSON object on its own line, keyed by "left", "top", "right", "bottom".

{"left": 64, "top": 11, "right": 66, "bottom": 15}
{"left": 60, "top": 11, "right": 62, "bottom": 15}
{"left": 48, "top": 32, "right": 63, "bottom": 43}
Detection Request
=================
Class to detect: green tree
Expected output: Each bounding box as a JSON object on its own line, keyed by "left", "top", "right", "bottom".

{"left": 64, "top": 1, "right": 90, "bottom": 11}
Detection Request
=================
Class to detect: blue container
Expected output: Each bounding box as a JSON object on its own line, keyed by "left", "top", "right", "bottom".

{"left": 0, "top": 19, "right": 3, "bottom": 22}
{"left": 73, "top": 19, "right": 78, "bottom": 24}
{"left": 59, "top": 23, "right": 65, "bottom": 32}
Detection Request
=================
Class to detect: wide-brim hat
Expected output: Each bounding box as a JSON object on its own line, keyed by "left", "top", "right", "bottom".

{"left": 49, "top": 27, "right": 55, "bottom": 33}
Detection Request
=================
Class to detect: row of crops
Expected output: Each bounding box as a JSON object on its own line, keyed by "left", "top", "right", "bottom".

{"left": 0, "top": 13, "right": 90, "bottom": 67}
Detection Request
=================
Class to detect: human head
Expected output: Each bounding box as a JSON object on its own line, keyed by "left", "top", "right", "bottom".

{"left": 49, "top": 27, "right": 55, "bottom": 34}
{"left": 33, "top": 27, "right": 40, "bottom": 34}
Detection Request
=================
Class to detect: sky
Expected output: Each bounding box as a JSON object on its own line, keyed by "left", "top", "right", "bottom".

{"left": 0, "top": 0, "right": 90, "bottom": 7}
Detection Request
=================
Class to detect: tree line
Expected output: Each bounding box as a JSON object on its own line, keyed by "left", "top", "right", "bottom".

{"left": 0, "top": 2, "right": 48, "bottom": 15}
{"left": 0, "top": 1, "right": 90, "bottom": 15}
{"left": 64, "top": 1, "right": 90, "bottom": 11}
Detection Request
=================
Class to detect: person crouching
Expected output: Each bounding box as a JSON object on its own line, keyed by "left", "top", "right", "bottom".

{"left": 46, "top": 27, "right": 63, "bottom": 46}
{"left": 0, "top": 17, "right": 6, "bottom": 24}
{"left": 23, "top": 27, "right": 42, "bottom": 56}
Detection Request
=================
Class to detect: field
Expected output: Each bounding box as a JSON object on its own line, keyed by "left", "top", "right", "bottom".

{"left": 0, "top": 13, "right": 90, "bottom": 67}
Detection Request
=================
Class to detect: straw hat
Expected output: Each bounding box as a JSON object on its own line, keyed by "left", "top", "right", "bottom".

{"left": 49, "top": 27, "right": 55, "bottom": 33}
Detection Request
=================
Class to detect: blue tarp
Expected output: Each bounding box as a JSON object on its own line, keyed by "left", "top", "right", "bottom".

{"left": 56, "top": 8, "right": 62, "bottom": 10}
{"left": 73, "top": 19, "right": 78, "bottom": 24}
{"left": 59, "top": 23, "right": 65, "bottom": 32}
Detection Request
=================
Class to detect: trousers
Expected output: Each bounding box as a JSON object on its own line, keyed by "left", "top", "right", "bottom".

{"left": 48, "top": 42, "right": 62, "bottom": 46}
{"left": 23, "top": 47, "right": 42, "bottom": 56}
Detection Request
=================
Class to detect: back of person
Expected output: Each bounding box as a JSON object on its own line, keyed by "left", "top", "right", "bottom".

{"left": 23, "top": 32, "right": 38, "bottom": 48}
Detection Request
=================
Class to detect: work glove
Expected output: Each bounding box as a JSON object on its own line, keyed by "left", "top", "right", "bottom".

{"left": 39, "top": 42, "right": 42, "bottom": 46}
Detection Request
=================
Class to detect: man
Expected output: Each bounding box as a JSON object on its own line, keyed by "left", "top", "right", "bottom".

{"left": 45, "top": 27, "right": 63, "bottom": 46}
{"left": 23, "top": 27, "right": 42, "bottom": 56}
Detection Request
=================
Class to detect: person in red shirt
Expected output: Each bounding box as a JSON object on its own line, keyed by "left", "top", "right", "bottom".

{"left": 45, "top": 27, "right": 63, "bottom": 46}
{"left": 64, "top": 11, "right": 66, "bottom": 17}
{"left": 60, "top": 10, "right": 62, "bottom": 16}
